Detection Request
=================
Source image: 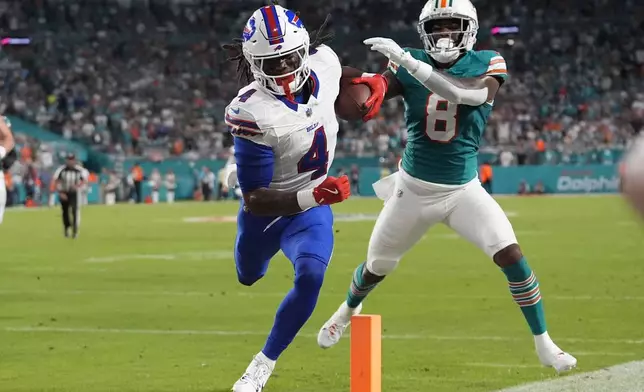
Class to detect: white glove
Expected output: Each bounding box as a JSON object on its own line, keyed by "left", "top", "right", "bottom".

{"left": 363, "top": 37, "right": 422, "bottom": 73}
{"left": 224, "top": 163, "right": 238, "bottom": 188}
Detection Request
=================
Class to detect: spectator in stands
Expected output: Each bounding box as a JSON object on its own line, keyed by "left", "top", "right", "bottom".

{"left": 0, "top": 0, "right": 640, "bottom": 206}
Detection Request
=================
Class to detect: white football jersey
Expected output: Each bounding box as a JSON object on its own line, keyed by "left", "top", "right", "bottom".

{"left": 224, "top": 44, "right": 341, "bottom": 193}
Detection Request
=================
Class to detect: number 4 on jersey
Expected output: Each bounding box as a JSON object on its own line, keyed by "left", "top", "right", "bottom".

{"left": 425, "top": 94, "right": 458, "bottom": 143}
{"left": 298, "top": 127, "right": 328, "bottom": 180}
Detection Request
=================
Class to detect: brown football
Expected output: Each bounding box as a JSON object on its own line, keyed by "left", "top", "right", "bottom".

{"left": 335, "top": 77, "right": 371, "bottom": 121}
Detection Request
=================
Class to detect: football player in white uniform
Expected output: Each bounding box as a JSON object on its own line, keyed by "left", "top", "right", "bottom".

{"left": 0, "top": 116, "right": 15, "bottom": 224}
{"left": 221, "top": 2, "right": 386, "bottom": 391}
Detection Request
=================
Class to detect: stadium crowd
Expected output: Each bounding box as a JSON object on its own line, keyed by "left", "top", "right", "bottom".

{"left": 0, "top": 0, "right": 642, "bottom": 204}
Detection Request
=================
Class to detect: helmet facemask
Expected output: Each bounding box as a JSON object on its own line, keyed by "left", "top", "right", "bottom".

{"left": 419, "top": 16, "right": 477, "bottom": 64}
{"left": 245, "top": 39, "right": 311, "bottom": 101}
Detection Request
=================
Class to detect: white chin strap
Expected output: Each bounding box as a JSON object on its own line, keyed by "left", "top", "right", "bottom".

{"left": 429, "top": 38, "right": 460, "bottom": 64}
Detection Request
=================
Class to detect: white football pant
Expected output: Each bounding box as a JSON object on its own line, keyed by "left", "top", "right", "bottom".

{"left": 166, "top": 190, "right": 175, "bottom": 204}
{"left": 367, "top": 168, "right": 517, "bottom": 276}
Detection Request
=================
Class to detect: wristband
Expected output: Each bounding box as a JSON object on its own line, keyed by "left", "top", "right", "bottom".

{"left": 296, "top": 189, "right": 319, "bottom": 210}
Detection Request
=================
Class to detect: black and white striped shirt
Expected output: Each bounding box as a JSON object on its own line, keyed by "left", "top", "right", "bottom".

{"left": 53, "top": 164, "right": 88, "bottom": 193}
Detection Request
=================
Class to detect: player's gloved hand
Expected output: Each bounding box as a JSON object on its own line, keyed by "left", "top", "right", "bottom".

{"left": 351, "top": 73, "right": 388, "bottom": 122}
{"left": 297, "top": 176, "right": 351, "bottom": 210}
{"left": 363, "top": 37, "right": 425, "bottom": 73}
{"left": 313, "top": 175, "right": 351, "bottom": 205}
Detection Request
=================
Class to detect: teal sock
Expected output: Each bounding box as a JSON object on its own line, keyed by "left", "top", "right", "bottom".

{"left": 502, "top": 257, "right": 547, "bottom": 335}
{"left": 346, "top": 262, "right": 379, "bottom": 308}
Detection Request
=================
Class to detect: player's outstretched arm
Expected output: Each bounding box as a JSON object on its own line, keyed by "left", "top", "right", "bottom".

{"left": 427, "top": 71, "right": 501, "bottom": 104}
{"left": 244, "top": 187, "right": 301, "bottom": 216}
{"left": 364, "top": 37, "right": 499, "bottom": 106}
{"left": 0, "top": 116, "right": 15, "bottom": 160}
{"left": 243, "top": 177, "right": 351, "bottom": 217}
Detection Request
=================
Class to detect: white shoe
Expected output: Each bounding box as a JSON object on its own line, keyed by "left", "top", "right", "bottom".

{"left": 317, "top": 302, "right": 362, "bottom": 349}
{"left": 232, "top": 352, "right": 275, "bottom": 392}
{"left": 534, "top": 332, "right": 577, "bottom": 373}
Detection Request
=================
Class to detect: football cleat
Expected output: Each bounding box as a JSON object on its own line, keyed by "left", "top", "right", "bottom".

{"left": 232, "top": 352, "right": 274, "bottom": 392}
{"left": 537, "top": 349, "right": 577, "bottom": 373}
{"left": 534, "top": 333, "right": 577, "bottom": 373}
{"left": 317, "top": 302, "right": 362, "bottom": 349}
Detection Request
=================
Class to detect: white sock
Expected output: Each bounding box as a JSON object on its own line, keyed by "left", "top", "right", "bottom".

{"left": 534, "top": 331, "right": 561, "bottom": 353}
{"left": 337, "top": 301, "right": 360, "bottom": 323}
{"left": 256, "top": 351, "right": 276, "bottom": 369}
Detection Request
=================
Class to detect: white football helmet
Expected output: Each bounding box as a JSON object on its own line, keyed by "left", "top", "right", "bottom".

{"left": 241, "top": 4, "right": 311, "bottom": 98}
{"left": 418, "top": 0, "right": 479, "bottom": 64}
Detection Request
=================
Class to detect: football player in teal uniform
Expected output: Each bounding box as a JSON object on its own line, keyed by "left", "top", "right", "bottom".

{"left": 317, "top": 0, "right": 577, "bottom": 373}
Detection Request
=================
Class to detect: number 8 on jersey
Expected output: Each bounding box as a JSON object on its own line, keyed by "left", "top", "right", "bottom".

{"left": 425, "top": 94, "right": 458, "bottom": 143}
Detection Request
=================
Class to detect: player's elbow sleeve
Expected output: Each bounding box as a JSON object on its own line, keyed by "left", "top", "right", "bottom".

{"left": 234, "top": 137, "right": 274, "bottom": 193}
{"left": 419, "top": 69, "right": 489, "bottom": 106}
{"left": 451, "top": 86, "right": 488, "bottom": 106}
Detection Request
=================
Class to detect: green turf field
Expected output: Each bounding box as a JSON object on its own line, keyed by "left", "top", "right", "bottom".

{"left": 0, "top": 196, "right": 643, "bottom": 392}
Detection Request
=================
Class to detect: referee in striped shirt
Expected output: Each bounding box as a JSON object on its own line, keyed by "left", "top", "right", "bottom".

{"left": 53, "top": 153, "right": 88, "bottom": 238}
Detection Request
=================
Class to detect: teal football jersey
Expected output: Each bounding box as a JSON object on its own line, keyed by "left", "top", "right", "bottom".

{"left": 388, "top": 48, "right": 508, "bottom": 185}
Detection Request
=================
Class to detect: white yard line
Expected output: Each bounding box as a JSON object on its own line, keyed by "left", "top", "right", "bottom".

{"left": 84, "top": 251, "right": 232, "bottom": 263}
{"left": 2, "top": 326, "right": 644, "bottom": 345}
{"left": 3, "top": 288, "right": 644, "bottom": 302}
{"left": 618, "top": 221, "right": 639, "bottom": 227}
{"left": 2, "top": 289, "right": 644, "bottom": 302}
{"left": 466, "top": 363, "right": 543, "bottom": 369}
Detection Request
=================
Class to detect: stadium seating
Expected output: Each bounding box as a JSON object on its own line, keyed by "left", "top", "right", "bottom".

{"left": 0, "top": 0, "right": 642, "bottom": 202}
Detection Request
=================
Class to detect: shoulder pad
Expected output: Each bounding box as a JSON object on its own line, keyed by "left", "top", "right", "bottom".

{"left": 224, "top": 99, "right": 270, "bottom": 145}
{"left": 477, "top": 50, "right": 508, "bottom": 81}
{"left": 310, "top": 44, "right": 340, "bottom": 64}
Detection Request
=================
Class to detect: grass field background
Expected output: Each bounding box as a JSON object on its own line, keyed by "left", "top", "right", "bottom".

{"left": 0, "top": 196, "right": 643, "bottom": 391}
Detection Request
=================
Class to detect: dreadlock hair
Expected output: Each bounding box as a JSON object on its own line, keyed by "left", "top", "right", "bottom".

{"left": 222, "top": 0, "right": 335, "bottom": 87}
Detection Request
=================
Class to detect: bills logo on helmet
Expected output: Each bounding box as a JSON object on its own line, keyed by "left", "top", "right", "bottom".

{"left": 242, "top": 17, "right": 256, "bottom": 41}
{"left": 284, "top": 9, "right": 303, "bottom": 28}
